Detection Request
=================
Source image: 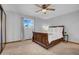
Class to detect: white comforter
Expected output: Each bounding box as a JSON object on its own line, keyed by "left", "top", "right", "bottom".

{"left": 48, "top": 27, "right": 63, "bottom": 44}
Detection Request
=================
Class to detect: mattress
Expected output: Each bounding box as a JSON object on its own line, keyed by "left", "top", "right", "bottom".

{"left": 48, "top": 27, "right": 63, "bottom": 44}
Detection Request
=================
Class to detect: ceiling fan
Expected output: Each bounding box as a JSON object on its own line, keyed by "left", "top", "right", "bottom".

{"left": 35, "top": 4, "right": 55, "bottom": 14}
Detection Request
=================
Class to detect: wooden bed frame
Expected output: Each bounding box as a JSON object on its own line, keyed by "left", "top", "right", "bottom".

{"left": 32, "top": 26, "right": 65, "bottom": 49}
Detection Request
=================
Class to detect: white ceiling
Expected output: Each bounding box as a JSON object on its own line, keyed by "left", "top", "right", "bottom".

{"left": 2, "top": 4, "right": 79, "bottom": 19}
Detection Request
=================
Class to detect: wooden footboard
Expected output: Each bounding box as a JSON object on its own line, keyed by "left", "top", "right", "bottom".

{"left": 32, "top": 32, "right": 65, "bottom": 49}
{"left": 32, "top": 32, "right": 49, "bottom": 49}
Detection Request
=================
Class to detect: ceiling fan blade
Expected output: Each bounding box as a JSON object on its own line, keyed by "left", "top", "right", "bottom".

{"left": 46, "top": 4, "right": 51, "bottom": 8}
{"left": 35, "top": 9, "right": 42, "bottom": 12}
{"left": 47, "top": 8, "right": 55, "bottom": 11}
{"left": 35, "top": 4, "right": 42, "bottom": 8}
{"left": 42, "top": 4, "right": 51, "bottom": 9}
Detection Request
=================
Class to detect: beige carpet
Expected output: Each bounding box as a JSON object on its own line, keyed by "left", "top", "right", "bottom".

{"left": 1, "top": 40, "right": 79, "bottom": 55}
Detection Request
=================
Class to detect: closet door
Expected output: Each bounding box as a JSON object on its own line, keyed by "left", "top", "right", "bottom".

{"left": 0, "top": 6, "right": 2, "bottom": 53}
{"left": 2, "top": 11, "right": 6, "bottom": 49}
{"left": 0, "top": 5, "right": 6, "bottom": 53}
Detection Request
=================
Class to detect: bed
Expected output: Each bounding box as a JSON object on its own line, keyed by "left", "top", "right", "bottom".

{"left": 32, "top": 26, "right": 65, "bottom": 49}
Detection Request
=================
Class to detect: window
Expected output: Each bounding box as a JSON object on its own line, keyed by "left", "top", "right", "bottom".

{"left": 23, "top": 18, "right": 33, "bottom": 28}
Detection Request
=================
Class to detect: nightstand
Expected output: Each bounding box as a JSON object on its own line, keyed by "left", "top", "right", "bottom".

{"left": 64, "top": 34, "right": 69, "bottom": 42}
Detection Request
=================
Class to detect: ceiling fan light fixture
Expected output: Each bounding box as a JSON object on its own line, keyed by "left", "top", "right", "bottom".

{"left": 42, "top": 9, "right": 47, "bottom": 13}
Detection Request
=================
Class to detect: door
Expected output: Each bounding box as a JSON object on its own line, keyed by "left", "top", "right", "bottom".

{"left": 0, "top": 6, "right": 1, "bottom": 53}
{"left": 23, "top": 18, "right": 34, "bottom": 40}
{"left": 0, "top": 5, "right": 6, "bottom": 53}
{"left": 2, "top": 11, "right": 6, "bottom": 49}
